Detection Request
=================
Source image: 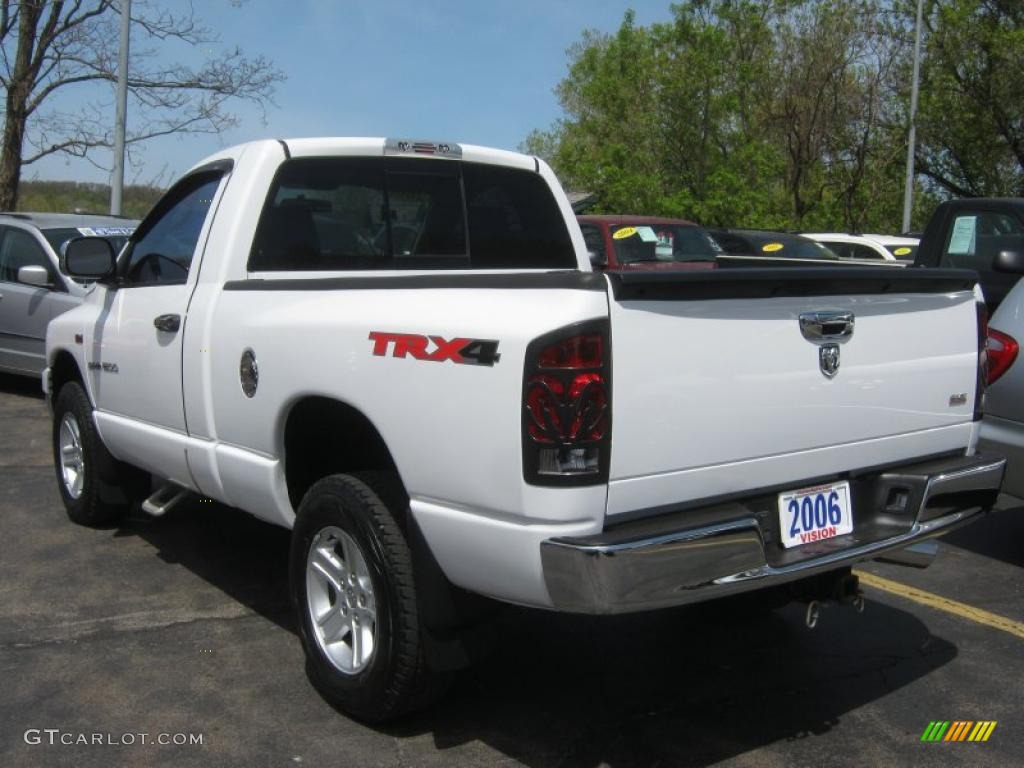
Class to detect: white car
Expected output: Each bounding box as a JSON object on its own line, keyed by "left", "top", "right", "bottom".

{"left": 45, "top": 138, "right": 1005, "bottom": 721}
{"left": 0, "top": 213, "right": 136, "bottom": 376}
{"left": 802, "top": 232, "right": 919, "bottom": 263}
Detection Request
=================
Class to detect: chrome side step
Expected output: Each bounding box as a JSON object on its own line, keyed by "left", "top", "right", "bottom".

{"left": 141, "top": 483, "right": 191, "bottom": 517}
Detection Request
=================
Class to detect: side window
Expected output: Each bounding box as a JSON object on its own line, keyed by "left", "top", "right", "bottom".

{"left": 943, "top": 214, "right": 980, "bottom": 268}
{"left": 849, "top": 243, "right": 885, "bottom": 261}
{"left": 579, "top": 225, "right": 607, "bottom": 263}
{"left": 941, "top": 212, "right": 1024, "bottom": 269}
{"left": 977, "top": 212, "right": 1024, "bottom": 268}
{"left": 0, "top": 228, "right": 53, "bottom": 284}
{"left": 122, "top": 173, "right": 222, "bottom": 286}
{"left": 821, "top": 241, "right": 853, "bottom": 259}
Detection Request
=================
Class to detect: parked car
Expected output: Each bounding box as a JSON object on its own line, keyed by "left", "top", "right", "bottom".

{"left": 978, "top": 276, "right": 1024, "bottom": 499}
{"left": 915, "top": 198, "right": 1024, "bottom": 310}
{"left": 802, "top": 232, "right": 918, "bottom": 263}
{"left": 0, "top": 212, "right": 136, "bottom": 376}
{"left": 709, "top": 228, "right": 843, "bottom": 262}
{"left": 864, "top": 234, "right": 920, "bottom": 262}
{"left": 577, "top": 215, "right": 719, "bottom": 270}
{"left": 980, "top": 274, "right": 1024, "bottom": 498}
{"left": 47, "top": 137, "right": 1004, "bottom": 722}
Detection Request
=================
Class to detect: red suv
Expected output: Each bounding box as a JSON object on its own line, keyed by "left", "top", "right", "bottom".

{"left": 577, "top": 215, "right": 720, "bottom": 271}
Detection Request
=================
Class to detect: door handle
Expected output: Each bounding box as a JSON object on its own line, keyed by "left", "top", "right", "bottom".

{"left": 153, "top": 314, "right": 181, "bottom": 333}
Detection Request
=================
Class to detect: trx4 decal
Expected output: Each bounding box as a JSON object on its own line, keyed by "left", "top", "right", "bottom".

{"left": 369, "top": 332, "right": 501, "bottom": 366}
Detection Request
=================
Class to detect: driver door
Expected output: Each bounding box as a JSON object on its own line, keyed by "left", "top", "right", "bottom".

{"left": 89, "top": 169, "right": 226, "bottom": 484}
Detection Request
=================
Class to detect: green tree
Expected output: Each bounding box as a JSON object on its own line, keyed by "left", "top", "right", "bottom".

{"left": 526, "top": 0, "right": 1023, "bottom": 232}
{"left": 526, "top": 1, "right": 910, "bottom": 229}
{"left": 914, "top": 0, "right": 1024, "bottom": 197}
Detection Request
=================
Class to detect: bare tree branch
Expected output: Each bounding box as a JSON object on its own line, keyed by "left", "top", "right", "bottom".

{"left": 0, "top": 0, "right": 284, "bottom": 207}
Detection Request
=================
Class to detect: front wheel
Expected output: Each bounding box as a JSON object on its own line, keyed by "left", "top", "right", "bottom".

{"left": 290, "top": 473, "right": 446, "bottom": 722}
{"left": 52, "top": 382, "right": 137, "bottom": 526}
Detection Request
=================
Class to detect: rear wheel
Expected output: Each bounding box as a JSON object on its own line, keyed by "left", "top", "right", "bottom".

{"left": 52, "top": 382, "right": 144, "bottom": 526}
{"left": 290, "top": 473, "right": 446, "bottom": 722}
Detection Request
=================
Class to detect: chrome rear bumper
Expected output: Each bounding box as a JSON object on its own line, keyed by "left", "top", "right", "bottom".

{"left": 540, "top": 453, "right": 1005, "bottom": 614}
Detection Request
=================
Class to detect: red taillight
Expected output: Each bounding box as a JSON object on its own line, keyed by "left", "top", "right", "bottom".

{"left": 537, "top": 335, "right": 603, "bottom": 369}
{"left": 986, "top": 328, "right": 1019, "bottom": 385}
{"left": 525, "top": 375, "right": 564, "bottom": 443}
{"left": 523, "top": 324, "right": 611, "bottom": 485}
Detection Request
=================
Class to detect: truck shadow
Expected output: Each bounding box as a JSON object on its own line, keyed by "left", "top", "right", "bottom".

{"left": 940, "top": 501, "right": 1024, "bottom": 568}
{"left": 387, "top": 602, "right": 956, "bottom": 766}
{"left": 113, "top": 500, "right": 296, "bottom": 631}
{"left": 116, "top": 498, "right": 958, "bottom": 767}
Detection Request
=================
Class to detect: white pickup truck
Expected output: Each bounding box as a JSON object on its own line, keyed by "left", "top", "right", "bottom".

{"left": 45, "top": 138, "right": 1005, "bottom": 721}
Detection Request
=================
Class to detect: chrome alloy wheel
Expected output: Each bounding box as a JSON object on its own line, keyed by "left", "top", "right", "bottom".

{"left": 58, "top": 411, "right": 85, "bottom": 499}
{"left": 306, "top": 525, "right": 377, "bottom": 674}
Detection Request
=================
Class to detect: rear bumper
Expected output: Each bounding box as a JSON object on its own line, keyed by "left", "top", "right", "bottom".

{"left": 540, "top": 453, "right": 1005, "bottom": 614}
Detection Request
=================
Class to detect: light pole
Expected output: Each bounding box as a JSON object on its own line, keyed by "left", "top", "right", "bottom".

{"left": 110, "top": 0, "right": 130, "bottom": 216}
{"left": 901, "top": 0, "right": 924, "bottom": 233}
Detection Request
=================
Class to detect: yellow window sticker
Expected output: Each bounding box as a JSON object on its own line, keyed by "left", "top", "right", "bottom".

{"left": 893, "top": 246, "right": 912, "bottom": 256}
{"left": 613, "top": 226, "right": 638, "bottom": 240}
{"left": 762, "top": 242, "right": 784, "bottom": 253}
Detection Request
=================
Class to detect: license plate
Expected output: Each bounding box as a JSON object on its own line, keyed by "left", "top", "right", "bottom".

{"left": 777, "top": 481, "right": 853, "bottom": 548}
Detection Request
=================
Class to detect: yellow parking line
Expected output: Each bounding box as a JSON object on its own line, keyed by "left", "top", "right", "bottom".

{"left": 854, "top": 570, "right": 1024, "bottom": 641}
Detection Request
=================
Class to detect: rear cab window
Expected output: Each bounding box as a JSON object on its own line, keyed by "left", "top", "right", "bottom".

{"left": 249, "top": 157, "right": 576, "bottom": 271}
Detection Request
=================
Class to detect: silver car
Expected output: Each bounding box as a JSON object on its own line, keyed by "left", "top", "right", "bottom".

{"left": 980, "top": 263, "right": 1024, "bottom": 497}
{"left": 0, "top": 212, "right": 137, "bottom": 377}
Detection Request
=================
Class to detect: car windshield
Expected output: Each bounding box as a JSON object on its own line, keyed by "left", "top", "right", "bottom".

{"left": 726, "top": 234, "right": 841, "bottom": 260}
{"left": 611, "top": 224, "right": 719, "bottom": 263}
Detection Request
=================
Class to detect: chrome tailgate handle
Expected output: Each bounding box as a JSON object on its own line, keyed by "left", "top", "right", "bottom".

{"left": 799, "top": 311, "right": 854, "bottom": 341}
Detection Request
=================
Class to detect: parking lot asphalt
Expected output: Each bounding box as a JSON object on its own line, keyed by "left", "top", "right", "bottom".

{"left": 1, "top": 371, "right": 1021, "bottom": 768}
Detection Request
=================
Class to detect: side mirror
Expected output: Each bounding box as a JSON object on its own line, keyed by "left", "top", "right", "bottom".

{"left": 994, "top": 249, "right": 1024, "bottom": 275}
{"left": 62, "top": 237, "right": 117, "bottom": 280}
{"left": 17, "top": 264, "right": 52, "bottom": 288}
{"left": 588, "top": 249, "right": 607, "bottom": 268}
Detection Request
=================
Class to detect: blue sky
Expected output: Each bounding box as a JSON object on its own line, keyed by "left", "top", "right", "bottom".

{"left": 28, "top": 0, "right": 675, "bottom": 187}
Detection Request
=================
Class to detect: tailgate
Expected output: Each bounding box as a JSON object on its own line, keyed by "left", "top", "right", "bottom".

{"left": 605, "top": 268, "right": 981, "bottom": 517}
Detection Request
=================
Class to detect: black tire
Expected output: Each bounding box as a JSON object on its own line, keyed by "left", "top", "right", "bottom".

{"left": 290, "top": 473, "right": 447, "bottom": 722}
{"left": 52, "top": 382, "right": 142, "bottom": 526}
